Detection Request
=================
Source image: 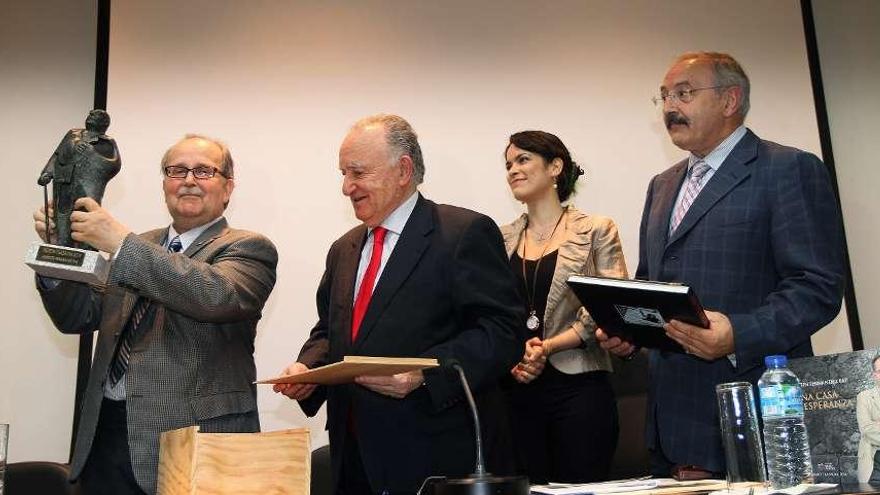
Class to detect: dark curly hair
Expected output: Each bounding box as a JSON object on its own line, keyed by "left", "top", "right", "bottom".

{"left": 506, "top": 130, "right": 584, "bottom": 202}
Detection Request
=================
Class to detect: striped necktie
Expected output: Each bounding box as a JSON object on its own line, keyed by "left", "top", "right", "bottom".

{"left": 669, "top": 160, "right": 711, "bottom": 234}
{"left": 107, "top": 236, "right": 183, "bottom": 386}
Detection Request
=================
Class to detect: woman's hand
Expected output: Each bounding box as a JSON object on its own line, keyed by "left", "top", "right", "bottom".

{"left": 511, "top": 337, "right": 548, "bottom": 383}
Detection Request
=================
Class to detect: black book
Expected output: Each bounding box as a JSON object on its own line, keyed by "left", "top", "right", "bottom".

{"left": 566, "top": 275, "right": 709, "bottom": 353}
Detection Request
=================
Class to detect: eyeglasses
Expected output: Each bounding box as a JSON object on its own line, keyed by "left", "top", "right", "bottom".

{"left": 163, "top": 165, "right": 228, "bottom": 180}
{"left": 652, "top": 86, "right": 728, "bottom": 106}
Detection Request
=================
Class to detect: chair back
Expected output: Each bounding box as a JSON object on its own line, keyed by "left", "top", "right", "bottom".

{"left": 5, "top": 461, "right": 81, "bottom": 495}
{"left": 609, "top": 351, "right": 651, "bottom": 478}
{"left": 310, "top": 444, "right": 332, "bottom": 495}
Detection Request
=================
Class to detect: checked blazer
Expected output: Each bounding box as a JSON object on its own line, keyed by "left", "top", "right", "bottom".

{"left": 37, "top": 218, "right": 277, "bottom": 493}
{"left": 637, "top": 129, "right": 846, "bottom": 473}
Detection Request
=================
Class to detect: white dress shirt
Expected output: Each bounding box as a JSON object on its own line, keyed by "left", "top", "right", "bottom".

{"left": 352, "top": 192, "right": 419, "bottom": 302}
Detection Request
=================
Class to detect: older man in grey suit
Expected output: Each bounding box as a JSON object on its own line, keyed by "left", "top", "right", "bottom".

{"left": 33, "top": 135, "right": 278, "bottom": 495}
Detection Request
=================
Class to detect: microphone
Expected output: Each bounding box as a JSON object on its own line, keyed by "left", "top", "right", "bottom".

{"left": 417, "top": 359, "right": 529, "bottom": 495}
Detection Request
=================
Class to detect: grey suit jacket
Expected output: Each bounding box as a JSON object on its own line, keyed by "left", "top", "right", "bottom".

{"left": 501, "top": 207, "right": 628, "bottom": 374}
{"left": 37, "top": 218, "right": 278, "bottom": 494}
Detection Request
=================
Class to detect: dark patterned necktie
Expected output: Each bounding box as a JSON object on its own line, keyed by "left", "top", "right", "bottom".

{"left": 107, "top": 236, "right": 183, "bottom": 386}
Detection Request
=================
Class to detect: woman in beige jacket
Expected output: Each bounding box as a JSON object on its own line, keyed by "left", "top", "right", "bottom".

{"left": 500, "top": 130, "right": 628, "bottom": 483}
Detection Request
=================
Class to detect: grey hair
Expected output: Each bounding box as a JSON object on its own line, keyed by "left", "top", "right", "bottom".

{"left": 352, "top": 114, "right": 425, "bottom": 184}
{"left": 676, "top": 52, "right": 751, "bottom": 118}
{"left": 161, "top": 133, "right": 235, "bottom": 178}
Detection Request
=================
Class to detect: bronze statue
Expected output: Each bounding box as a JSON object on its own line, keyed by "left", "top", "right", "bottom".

{"left": 38, "top": 109, "right": 121, "bottom": 248}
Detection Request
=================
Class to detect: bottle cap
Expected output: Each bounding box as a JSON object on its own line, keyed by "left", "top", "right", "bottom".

{"left": 764, "top": 355, "right": 787, "bottom": 368}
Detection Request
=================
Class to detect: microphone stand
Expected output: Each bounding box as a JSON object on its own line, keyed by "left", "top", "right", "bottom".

{"left": 419, "top": 362, "right": 529, "bottom": 495}
{"left": 453, "top": 363, "right": 486, "bottom": 477}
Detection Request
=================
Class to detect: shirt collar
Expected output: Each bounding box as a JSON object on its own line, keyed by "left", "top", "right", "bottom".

{"left": 373, "top": 191, "right": 419, "bottom": 236}
{"left": 688, "top": 125, "right": 747, "bottom": 173}
{"left": 167, "top": 216, "right": 223, "bottom": 251}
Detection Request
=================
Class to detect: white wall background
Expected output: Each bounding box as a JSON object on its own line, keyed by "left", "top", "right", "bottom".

{"left": 0, "top": 0, "right": 96, "bottom": 464}
{"left": 103, "top": 0, "right": 851, "bottom": 449}
{"left": 813, "top": 0, "right": 880, "bottom": 349}
{"left": 2, "top": 0, "right": 860, "bottom": 462}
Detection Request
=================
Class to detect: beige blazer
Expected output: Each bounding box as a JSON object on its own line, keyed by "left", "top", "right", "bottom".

{"left": 501, "top": 207, "right": 628, "bottom": 374}
{"left": 857, "top": 387, "right": 880, "bottom": 482}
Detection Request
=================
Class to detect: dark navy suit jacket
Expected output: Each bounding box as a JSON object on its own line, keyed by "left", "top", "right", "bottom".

{"left": 637, "top": 129, "right": 845, "bottom": 472}
{"left": 297, "top": 195, "right": 524, "bottom": 493}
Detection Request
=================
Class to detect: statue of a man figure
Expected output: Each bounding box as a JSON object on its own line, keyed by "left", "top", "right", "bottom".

{"left": 38, "top": 109, "right": 121, "bottom": 248}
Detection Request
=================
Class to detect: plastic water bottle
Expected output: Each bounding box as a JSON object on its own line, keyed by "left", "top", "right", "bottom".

{"left": 758, "top": 355, "right": 813, "bottom": 489}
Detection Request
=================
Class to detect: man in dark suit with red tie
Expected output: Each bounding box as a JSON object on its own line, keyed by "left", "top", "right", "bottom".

{"left": 598, "top": 52, "right": 846, "bottom": 477}
{"left": 274, "top": 114, "right": 523, "bottom": 494}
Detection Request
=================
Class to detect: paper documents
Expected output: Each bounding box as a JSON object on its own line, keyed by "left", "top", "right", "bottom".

{"left": 255, "top": 355, "right": 439, "bottom": 385}
{"left": 708, "top": 483, "right": 838, "bottom": 495}
{"left": 531, "top": 478, "right": 727, "bottom": 495}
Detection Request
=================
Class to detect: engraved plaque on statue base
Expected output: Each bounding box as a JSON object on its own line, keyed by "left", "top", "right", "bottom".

{"left": 25, "top": 241, "right": 109, "bottom": 284}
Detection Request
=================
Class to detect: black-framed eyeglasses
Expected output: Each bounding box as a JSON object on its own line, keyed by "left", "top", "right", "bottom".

{"left": 163, "top": 165, "right": 228, "bottom": 180}
{"left": 652, "top": 85, "right": 728, "bottom": 106}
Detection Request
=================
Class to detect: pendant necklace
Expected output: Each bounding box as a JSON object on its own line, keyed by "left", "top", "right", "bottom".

{"left": 533, "top": 229, "right": 551, "bottom": 244}
{"left": 521, "top": 207, "right": 567, "bottom": 331}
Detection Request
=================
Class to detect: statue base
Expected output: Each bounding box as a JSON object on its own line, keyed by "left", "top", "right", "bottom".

{"left": 25, "top": 241, "right": 110, "bottom": 285}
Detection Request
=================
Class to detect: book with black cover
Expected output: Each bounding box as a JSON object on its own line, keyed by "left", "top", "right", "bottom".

{"left": 566, "top": 275, "right": 709, "bottom": 352}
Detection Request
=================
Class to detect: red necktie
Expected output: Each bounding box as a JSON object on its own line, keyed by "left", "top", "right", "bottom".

{"left": 352, "top": 227, "right": 387, "bottom": 340}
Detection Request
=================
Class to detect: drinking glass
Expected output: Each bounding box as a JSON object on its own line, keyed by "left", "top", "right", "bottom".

{"left": 716, "top": 382, "right": 767, "bottom": 487}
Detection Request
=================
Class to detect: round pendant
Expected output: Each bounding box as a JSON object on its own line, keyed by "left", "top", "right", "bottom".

{"left": 526, "top": 312, "right": 540, "bottom": 331}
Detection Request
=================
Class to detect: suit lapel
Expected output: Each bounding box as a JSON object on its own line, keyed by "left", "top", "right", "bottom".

{"left": 115, "top": 228, "right": 166, "bottom": 321}
{"left": 502, "top": 215, "right": 527, "bottom": 258}
{"left": 184, "top": 218, "right": 230, "bottom": 258}
{"left": 665, "top": 131, "right": 758, "bottom": 246}
{"left": 548, "top": 210, "right": 588, "bottom": 313}
{"left": 339, "top": 227, "right": 366, "bottom": 352}
{"left": 353, "top": 196, "right": 432, "bottom": 349}
{"left": 648, "top": 163, "right": 686, "bottom": 277}
{"left": 114, "top": 290, "right": 140, "bottom": 330}
{"left": 143, "top": 227, "right": 167, "bottom": 248}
